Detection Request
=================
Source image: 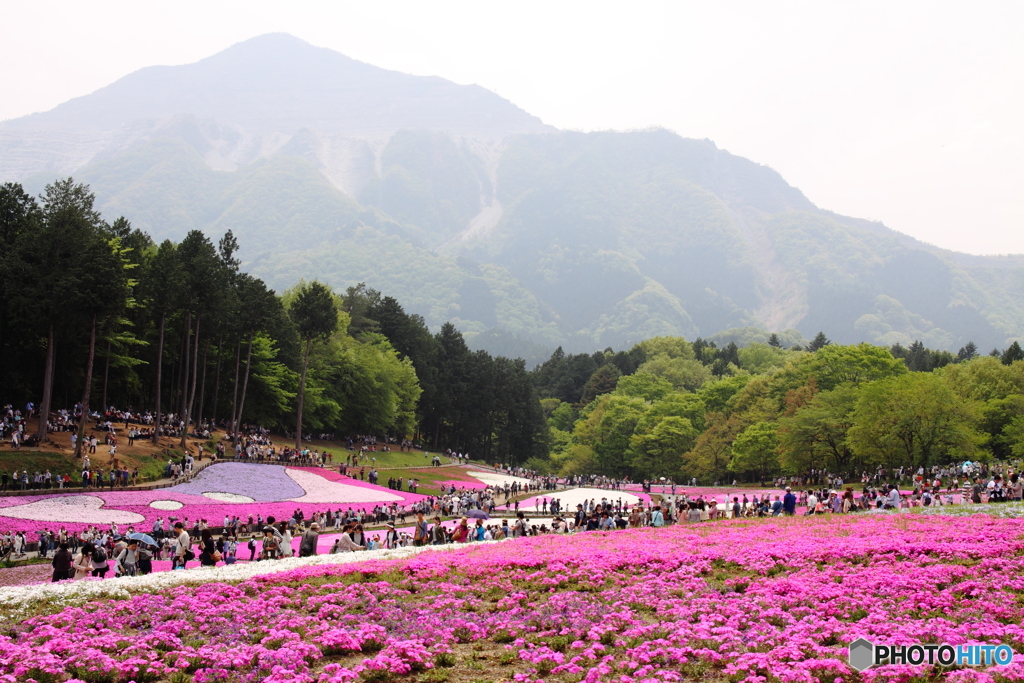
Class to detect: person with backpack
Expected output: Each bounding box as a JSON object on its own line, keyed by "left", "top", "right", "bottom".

{"left": 247, "top": 536, "right": 257, "bottom": 561}
{"left": 91, "top": 544, "right": 110, "bottom": 578}
{"left": 298, "top": 523, "right": 319, "bottom": 557}
{"left": 513, "top": 512, "right": 529, "bottom": 538}
{"left": 116, "top": 540, "right": 140, "bottom": 576}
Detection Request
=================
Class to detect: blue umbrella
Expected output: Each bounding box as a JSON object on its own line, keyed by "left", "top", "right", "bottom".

{"left": 128, "top": 532, "right": 157, "bottom": 546}
{"left": 466, "top": 509, "right": 490, "bottom": 520}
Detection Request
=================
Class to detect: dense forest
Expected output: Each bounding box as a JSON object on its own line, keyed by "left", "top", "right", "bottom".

{"left": 0, "top": 180, "right": 548, "bottom": 464}
{"left": 4, "top": 178, "right": 1023, "bottom": 480}
{"left": 531, "top": 333, "right": 1024, "bottom": 483}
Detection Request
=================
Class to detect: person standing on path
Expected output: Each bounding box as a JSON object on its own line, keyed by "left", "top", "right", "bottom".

{"left": 173, "top": 522, "right": 192, "bottom": 569}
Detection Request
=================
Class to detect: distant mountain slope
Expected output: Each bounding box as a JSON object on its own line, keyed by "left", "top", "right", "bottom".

{"left": 4, "top": 35, "right": 1023, "bottom": 355}
{"left": 3, "top": 33, "right": 548, "bottom": 137}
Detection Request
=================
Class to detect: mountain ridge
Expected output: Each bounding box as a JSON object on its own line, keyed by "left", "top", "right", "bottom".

{"left": 3, "top": 33, "right": 1022, "bottom": 358}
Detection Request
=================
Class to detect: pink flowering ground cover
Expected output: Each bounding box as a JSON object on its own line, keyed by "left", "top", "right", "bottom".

{"left": 0, "top": 464, "right": 429, "bottom": 534}
{"left": 3, "top": 513, "right": 1024, "bottom": 683}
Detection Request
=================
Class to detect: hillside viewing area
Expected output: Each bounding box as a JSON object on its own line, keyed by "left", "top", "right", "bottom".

{"left": 1, "top": 27, "right": 1023, "bottom": 683}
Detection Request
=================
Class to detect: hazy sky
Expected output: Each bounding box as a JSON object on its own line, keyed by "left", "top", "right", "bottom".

{"left": 2, "top": 1, "right": 1021, "bottom": 255}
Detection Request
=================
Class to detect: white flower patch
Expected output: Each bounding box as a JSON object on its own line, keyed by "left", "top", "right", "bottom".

{"left": 285, "top": 468, "right": 404, "bottom": 504}
{"left": 149, "top": 500, "right": 184, "bottom": 510}
{"left": 465, "top": 469, "right": 533, "bottom": 487}
{"left": 203, "top": 492, "right": 256, "bottom": 503}
{"left": 523, "top": 487, "right": 644, "bottom": 511}
{"left": 0, "top": 495, "right": 144, "bottom": 525}
{"left": 0, "top": 541, "right": 498, "bottom": 617}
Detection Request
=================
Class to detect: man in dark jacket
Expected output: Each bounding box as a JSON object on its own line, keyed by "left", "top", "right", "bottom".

{"left": 782, "top": 487, "right": 797, "bottom": 515}
{"left": 51, "top": 542, "right": 73, "bottom": 582}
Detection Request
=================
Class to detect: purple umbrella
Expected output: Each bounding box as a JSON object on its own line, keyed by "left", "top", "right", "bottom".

{"left": 466, "top": 509, "right": 490, "bottom": 520}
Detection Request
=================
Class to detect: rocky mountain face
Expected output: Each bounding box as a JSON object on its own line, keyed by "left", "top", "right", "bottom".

{"left": 3, "top": 34, "right": 1021, "bottom": 361}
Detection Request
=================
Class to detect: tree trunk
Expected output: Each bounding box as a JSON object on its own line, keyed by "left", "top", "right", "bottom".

{"left": 152, "top": 313, "right": 165, "bottom": 444}
{"left": 178, "top": 312, "right": 192, "bottom": 420}
{"left": 180, "top": 314, "right": 201, "bottom": 450}
{"left": 36, "top": 324, "right": 56, "bottom": 441}
{"left": 211, "top": 333, "right": 223, "bottom": 427}
{"left": 74, "top": 315, "right": 98, "bottom": 458}
{"left": 235, "top": 331, "right": 255, "bottom": 440}
{"left": 229, "top": 334, "right": 242, "bottom": 440}
{"left": 295, "top": 336, "right": 313, "bottom": 451}
{"left": 195, "top": 338, "right": 210, "bottom": 433}
{"left": 101, "top": 339, "right": 111, "bottom": 412}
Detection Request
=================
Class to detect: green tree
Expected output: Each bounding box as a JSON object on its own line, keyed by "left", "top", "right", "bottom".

{"left": 138, "top": 240, "right": 184, "bottom": 443}
{"left": 627, "top": 415, "right": 698, "bottom": 479}
{"left": 807, "top": 331, "right": 831, "bottom": 352}
{"left": 848, "top": 373, "right": 981, "bottom": 469}
{"left": 637, "top": 356, "right": 712, "bottom": 391}
{"left": 803, "top": 343, "right": 907, "bottom": 391}
{"left": 289, "top": 281, "right": 339, "bottom": 449}
{"left": 777, "top": 386, "right": 859, "bottom": 475}
{"left": 1002, "top": 342, "right": 1024, "bottom": 366}
{"left": 729, "top": 421, "right": 779, "bottom": 482}
{"left": 580, "top": 363, "right": 621, "bottom": 404}
{"left": 614, "top": 372, "right": 674, "bottom": 402}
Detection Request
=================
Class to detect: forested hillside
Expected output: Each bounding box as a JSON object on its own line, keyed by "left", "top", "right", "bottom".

{"left": 3, "top": 34, "right": 1023, "bottom": 359}
{"left": 530, "top": 333, "right": 1024, "bottom": 483}
{"left": 0, "top": 180, "right": 549, "bottom": 463}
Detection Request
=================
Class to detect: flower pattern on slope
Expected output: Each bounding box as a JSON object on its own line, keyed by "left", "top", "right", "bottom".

{"left": 285, "top": 468, "right": 404, "bottom": 504}
{"left": 166, "top": 463, "right": 305, "bottom": 501}
{"left": 0, "top": 495, "right": 145, "bottom": 524}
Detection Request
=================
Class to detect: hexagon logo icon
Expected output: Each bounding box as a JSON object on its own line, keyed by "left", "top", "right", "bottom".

{"left": 848, "top": 638, "right": 875, "bottom": 671}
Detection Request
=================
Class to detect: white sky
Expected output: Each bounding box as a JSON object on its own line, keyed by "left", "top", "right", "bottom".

{"left": 1, "top": 1, "right": 1021, "bottom": 255}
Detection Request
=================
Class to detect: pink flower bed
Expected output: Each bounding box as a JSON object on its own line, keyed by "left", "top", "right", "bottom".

{"left": 0, "top": 465, "right": 430, "bottom": 534}
{"left": 4, "top": 514, "right": 1024, "bottom": 682}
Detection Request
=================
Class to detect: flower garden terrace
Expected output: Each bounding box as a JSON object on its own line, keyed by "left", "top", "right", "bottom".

{"left": 2, "top": 513, "right": 1024, "bottom": 683}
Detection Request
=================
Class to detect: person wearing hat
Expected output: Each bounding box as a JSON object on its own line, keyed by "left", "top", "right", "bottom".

{"left": 574, "top": 504, "right": 586, "bottom": 529}
{"left": 299, "top": 523, "right": 319, "bottom": 557}
{"left": 384, "top": 522, "right": 399, "bottom": 549}
{"left": 451, "top": 517, "right": 470, "bottom": 543}
{"left": 782, "top": 487, "right": 797, "bottom": 515}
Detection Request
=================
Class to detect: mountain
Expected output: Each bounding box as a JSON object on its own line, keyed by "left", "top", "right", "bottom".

{"left": 3, "top": 34, "right": 1022, "bottom": 359}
